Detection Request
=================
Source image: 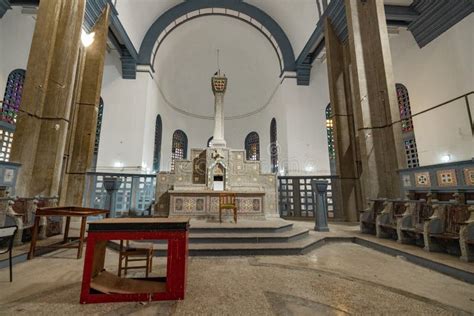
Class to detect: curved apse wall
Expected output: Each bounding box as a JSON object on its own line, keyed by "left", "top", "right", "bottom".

{"left": 151, "top": 15, "right": 284, "bottom": 171}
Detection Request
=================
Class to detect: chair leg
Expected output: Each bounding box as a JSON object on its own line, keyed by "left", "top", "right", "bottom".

{"left": 124, "top": 256, "right": 128, "bottom": 276}
{"left": 145, "top": 257, "right": 149, "bottom": 278}
{"left": 234, "top": 208, "right": 237, "bottom": 224}
{"left": 149, "top": 251, "right": 153, "bottom": 273}
{"left": 9, "top": 250, "right": 12, "bottom": 282}
{"left": 219, "top": 208, "right": 222, "bottom": 223}
{"left": 118, "top": 254, "right": 123, "bottom": 277}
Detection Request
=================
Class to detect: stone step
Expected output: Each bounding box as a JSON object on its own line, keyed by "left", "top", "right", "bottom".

{"left": 188, "top": 219, "right": 294, "bottom": 234}
{"left": 109, "top": 233, "right": 322, "bottom": 257}
{"left": 137, "top": 227, "right": 309, "bottom": 244}
{"left": 161, "top": 236, "right": 322, "bottom": 256}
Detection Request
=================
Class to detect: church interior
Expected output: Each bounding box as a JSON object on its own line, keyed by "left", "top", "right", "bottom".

{"left": 0, "top": 0, "right": 473, "bottom": 314}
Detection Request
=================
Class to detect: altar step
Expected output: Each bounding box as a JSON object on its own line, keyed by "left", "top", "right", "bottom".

{"left": 114, "top": 219, "right": 321, "bottom": 256}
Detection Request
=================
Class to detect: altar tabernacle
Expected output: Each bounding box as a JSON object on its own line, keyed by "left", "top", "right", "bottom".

{"left": 155, "top": 71, "right": 278, "bottom": 220}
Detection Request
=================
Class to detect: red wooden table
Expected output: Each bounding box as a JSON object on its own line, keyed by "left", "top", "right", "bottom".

{"left": 80, "top": 217, "right": 189, "bottom": 304}
{"left": 28, "top": 206, "right": 109, "bottom": 260}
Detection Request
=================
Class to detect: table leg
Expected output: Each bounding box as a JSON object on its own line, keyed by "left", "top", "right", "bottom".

{"left": 78, "top": 216, "right": 87, "bottom": 259}
{"left": 64, "top": 216, "right": 71, "bottom": 243}
{"left": 28, "top": 216, "right": 41, "bottom": 260}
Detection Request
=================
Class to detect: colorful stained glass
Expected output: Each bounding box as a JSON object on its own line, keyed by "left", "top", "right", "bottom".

{"left": 270, "top": 118, "right": 278, "bottom": 173}
{"left": 326, "top": 104, "right": 336, "bottom": 160}
{"left": 171, "top": 130, "right": 188, "bottom": 171}
{"left": 396, "top": 83, "right": 414, "bottom": 133}
{"left": 245, "top": 132, "right": 260, "bottom": 161}
{"left": 2, "top": 69, "right": 25, "bottom": 124}
{"left": 396, "top": 84, "right": 419, "bottom": 168}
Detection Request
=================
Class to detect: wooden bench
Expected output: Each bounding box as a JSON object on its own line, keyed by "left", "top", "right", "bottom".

{"left": 376, "top": 200, "right": 408, "bottom": 240}
{"left": 423, "top": 202, "right": 471, "bottom": 256}
{"left": 397, "top": 199, "right": 433, "bottom": 246}
{"left": 36, "top": 196, "right": 61, "bottom": 237}
{"left": 459, "top": 205, "right": 474, "bottom": 262}
{"left": 360, "top": 198, "right": 386, "bottom": 234}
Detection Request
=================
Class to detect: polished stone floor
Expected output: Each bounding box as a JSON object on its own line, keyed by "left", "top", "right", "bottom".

{"left": 1, "top": 242, "right": 473, "bottom": 315}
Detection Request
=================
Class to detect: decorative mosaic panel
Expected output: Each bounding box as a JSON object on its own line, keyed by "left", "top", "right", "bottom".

{"left": 464, "top": 168, "right": 474, "bottom": 186}
{"left": 414, "top": 172, "right": 431, "bottom": 187}
{"left": 436, "top": 169, "right": 457, "bottom": 187}
{"left": 172, "top": 196, "right": 206, "bottom": 214}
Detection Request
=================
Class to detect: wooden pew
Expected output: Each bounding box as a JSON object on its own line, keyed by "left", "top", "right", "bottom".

{"left": 360, "top": 198, "right": 386, "bottom": 234}
{"left": 459, "top": 205, "right": 474, "bottom": 262}
{"left": 423, "top": 202, "right": 471, "bottom": 255}
{"left": 397, "top": 199, "right": 433, "bottom": 246}
{"left": 36, "top": 196, "right": 61, "bottom": 237}
{"left": 376, "top": 200, "right": 408, "bottom": 240}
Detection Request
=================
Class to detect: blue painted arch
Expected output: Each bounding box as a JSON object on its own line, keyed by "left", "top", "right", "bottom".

{"left": 138, "top": 0, "right": 296, "bottom": 73}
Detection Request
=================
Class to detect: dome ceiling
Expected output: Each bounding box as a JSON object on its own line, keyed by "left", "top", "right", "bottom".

{"left": 154, "top": 15, "right": 281, "bottom": 119}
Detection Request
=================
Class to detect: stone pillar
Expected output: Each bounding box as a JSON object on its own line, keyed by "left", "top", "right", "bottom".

{"left": 63, "top": 6, "right": 110, "bottom": 206}
{"left": 345, "top": 0, "right": 405, "bottom": 204}
{"left": 210, "top": 72, "right": 227, "bottom": 148}
{"left": 10, "top": 0, "right": 86, "bottom": 197}
{"left": 324, "top": 17, "right": 362, "bottom": 221}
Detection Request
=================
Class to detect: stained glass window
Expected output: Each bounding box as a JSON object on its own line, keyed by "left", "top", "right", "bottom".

{"left": 245, "top": 132, "right": 260, "bottom": 161}
{"left": 396, "top": 84, "right": 414, "bottom": 132}
{"left": 326, "top": 104, "right": 336, "bottom": 161}
{"left": 153, "top": 115, "right": 162, "bottom": 172}
{"left": 91, "top": 97, "right": 104, "bottom": 169}
{"left": 1, "top": 69, "right": 25, "bottom": 124}
{"left": 270, "top": 118, "right": 278, "bottom": 173}
{"left": 171, "top": 130, "right": 187, "bottom": 171}
{"left": 0, "top": 69, "right": 26, "bottom": 162}
{"left": 396, "top": 84, "right": 419, "bottom": 168}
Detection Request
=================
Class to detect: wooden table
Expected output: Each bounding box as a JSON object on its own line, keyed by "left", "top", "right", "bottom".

{"left": 80, "top": 217, "right": 190, "bottom": 304}
{"left": 28, "top": 206, "right": 109, "bottom": 260}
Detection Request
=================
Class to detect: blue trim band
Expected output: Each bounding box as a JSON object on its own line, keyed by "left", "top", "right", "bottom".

{"left": 138, "top": 0, "right": 295, "bottom": 74}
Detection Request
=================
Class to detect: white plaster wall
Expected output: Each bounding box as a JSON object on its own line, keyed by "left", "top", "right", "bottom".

{"left": 284, "top": 62, "right": 331, "bottom": 176}
{"left": 390, "top": 14, "right": 474, "bottom": 165}
{"left": 97, "top": 51, "right": 151, "bottom": 173}
{"left": 114, "top": 0, "right": 180, "bottom": 52}
{"left": 0, "top": 8, "right": 35, "bottom": 95}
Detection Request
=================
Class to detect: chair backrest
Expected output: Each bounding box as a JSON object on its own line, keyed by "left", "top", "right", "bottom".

{"left": 0, "top": 225, "right": 17, "bottom": 254}
{"left": 219, "top": 193, "right": 236, "bottom": 206}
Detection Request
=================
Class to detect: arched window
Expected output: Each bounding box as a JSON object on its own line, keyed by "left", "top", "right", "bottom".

{"left": 153, "top": 115, "right": 162, "bottom": 172}
{"left": 245, "top": 132, "right": 260, "bottom": 161}
{"left": 326, "top": 104, "right": 335, "bottom": 161}
{"left": 92, "top": 97, "right": 104, "bottom": 169}
{"left": 270, "top": 118, "right": 278, "bottom": 173}
{"left": 171, "top": 129, "right": 188, "bottom": 171}
{"left": 396, "top": 84, "right": 419, "bottom": 168}
{"left": 0, "top": 69, "right": 26, "bottom": 161}
{"left": 207, "top": 136, "right": 213, "bottom": 147}
{"left": 1, "top": 69, "right": 25, "bottom": 124}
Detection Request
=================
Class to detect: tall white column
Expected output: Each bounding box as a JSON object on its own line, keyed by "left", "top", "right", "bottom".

{"left": 210, "top": 72, "right": 227, "bottom": 148}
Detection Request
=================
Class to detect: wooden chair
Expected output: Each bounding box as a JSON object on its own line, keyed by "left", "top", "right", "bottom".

{"left": 118, "top": 240, "right": 153, "bottom": 277}
{"left": 219, "top": 193, "right": 238, "bottom": 223}
{"left": 0, "top": 225, "right": 18, "bottom": 282}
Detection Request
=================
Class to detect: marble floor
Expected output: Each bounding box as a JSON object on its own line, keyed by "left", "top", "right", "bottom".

{"left": 1, "top": 241, "right": 473, "bottom": 315}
